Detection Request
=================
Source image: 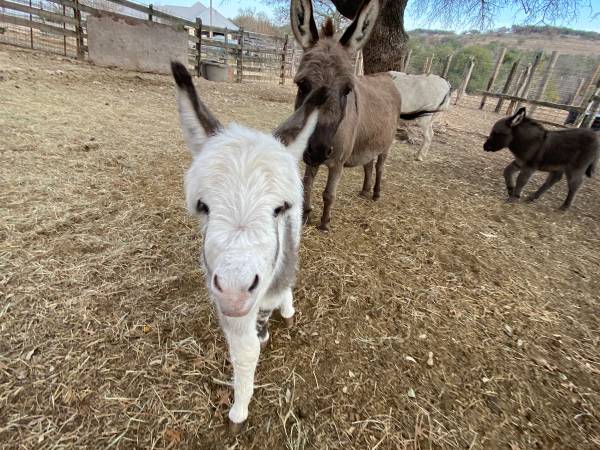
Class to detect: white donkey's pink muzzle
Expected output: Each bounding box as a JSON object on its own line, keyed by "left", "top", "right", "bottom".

{"left": 211, "top": 273, "right": 260, "bottom": 317}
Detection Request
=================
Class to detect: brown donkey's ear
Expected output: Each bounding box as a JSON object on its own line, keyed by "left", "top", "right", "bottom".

{"left": 171, "top": 61, "right": 222, "bottom": 154}
{"left": 290, "top": 0, "right": 319, "bottom": 49}
{"left": 509, "top": 107, "right": 526, "bottom": 127}
{"left": 274, "top": 87, "right": 328, "bottom": 159}
{"left": 339, "top": 0, "right": 380, "bottom": 52}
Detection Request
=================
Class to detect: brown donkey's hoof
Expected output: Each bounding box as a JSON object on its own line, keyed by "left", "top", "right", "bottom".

{"left": 282, "top": 315, "right": 294, "bottom": 328}
{"left": 316, "top": 223, "right": 330, "bottom": 232}
{"left": 228, "top": 420, "right": 246, "bottom": 435}
{"left": 372, "top": 193, "right": 380, "bottom": 201}
{"left": 302, "top": 211, "right": 312, "bottom": 225}
{"left": 358, "top": 190, "right": 370, "bottom": 199}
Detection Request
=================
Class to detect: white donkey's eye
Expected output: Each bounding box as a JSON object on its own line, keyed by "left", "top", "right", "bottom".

{"left": 196, "top": 200, "right": 209, "bottom": 215}
{"left": 273, "top": 201, "right": 291, "bottom": 217}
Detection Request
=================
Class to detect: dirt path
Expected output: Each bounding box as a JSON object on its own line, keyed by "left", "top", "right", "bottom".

{"left": 1, "top": 44, "right": 599, "bottom": 449}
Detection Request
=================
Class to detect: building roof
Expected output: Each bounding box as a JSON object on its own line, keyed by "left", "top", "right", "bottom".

{"left": 161, "top": 2, "right": 239, "bottom": 30}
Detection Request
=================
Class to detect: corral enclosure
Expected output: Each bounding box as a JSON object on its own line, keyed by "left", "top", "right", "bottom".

{"left": 2, "top": 44, "right": 600, "bottom": 449}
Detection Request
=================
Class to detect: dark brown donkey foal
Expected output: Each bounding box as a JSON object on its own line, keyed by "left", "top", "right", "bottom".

{"left": 484, "top": 107, "right": 598, "bottom": 210}
{"left": 290, "top": 0, "right": 402, "bottom": 231}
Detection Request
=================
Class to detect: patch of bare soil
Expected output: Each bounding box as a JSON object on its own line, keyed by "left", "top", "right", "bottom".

{"left": 1, "top": 44, "right": 599, "bottom": 449}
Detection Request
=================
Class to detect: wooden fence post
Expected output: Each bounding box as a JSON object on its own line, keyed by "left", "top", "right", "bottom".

{"left": 404, "top": 49, "right": 412, "bottom": 72}
{"left": 577, "top": 78, "right": 600, "bottom": 127}
{"left": 148, "top": 3, "right": 153, "bottom": 21}
{"left": 507, "top": 63, "right": 531, "bottom": 115}
{"left": 236, "top": 28, "right": 244, "bottom": 83}
{"left": 454, "top": 56, "right": 474, "bottom": 105}
{"left": 224, "top": 27, "right": 229, "bottom": 64}
{"left": 74, "top": 0, "right": 83, "bottom": 59}
{"left": 279, "top": 34, "right": 289, "bottom": 85}
{"left": 62, "top": 4, "right": 67, "bottom": 56}
{"left": 578, "top": 60, "right": 600, "bottom": 105}
{"left": 581, "top": 87, "right": 600, "bottom": 128}
{"left": 480, "top": 47, "right": 506, "bottom": 109}
{"left": 422, "top": 57, "right": 430, "bottom": 74}
{"left": 442, "top": 54, "right": 453, "bottom": 79}
{"left": 495, "top": 59, "right": 519, "bottom": 113}
{"left": 195, "top": 17, "right": 202, "bottom": 77}
{"left": 515, "top": 51, "right": 543, "bottom": 110}
{"left": 529, "top": 50, "right": 559, "bottom": 114}
{"left": 426, "top": 54, "right": 434, "bottom": 74}
{"left": 569, "top": 78, "right": 586, "bottom": 105}
{"left": 29, "top": 0, "right": 33, "bottom": 49}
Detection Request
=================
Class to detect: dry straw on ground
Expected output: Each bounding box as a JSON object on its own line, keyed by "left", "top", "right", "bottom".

{"left": 1, "top": 44, "right": 599, "bottom": 449}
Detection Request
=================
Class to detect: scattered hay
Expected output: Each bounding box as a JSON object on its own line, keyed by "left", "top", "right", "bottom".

{"left": 1, "top": 44, "right": 599, "bottom": 449}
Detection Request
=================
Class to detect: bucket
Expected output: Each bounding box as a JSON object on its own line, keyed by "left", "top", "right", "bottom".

{"left": 201, "top": 60, "right": 229, "bottom": 82}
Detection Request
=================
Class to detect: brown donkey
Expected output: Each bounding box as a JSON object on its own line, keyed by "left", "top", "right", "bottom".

{"left": 291, "top": 0, "right": 402, "bottom": 231}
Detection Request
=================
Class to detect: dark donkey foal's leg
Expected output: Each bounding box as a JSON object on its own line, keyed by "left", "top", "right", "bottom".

{"left": 527, "top": 171, "right": 563, "bottom": 202}
{"left": 359, "top": 160, "right": 374, "bottom": 198}
{"left": 509, "top": 166, "right": 535, "bottom": 201}
{"left": 503, "top": 160, "right": 520, "bottom": 197}
{"left": 560, "top": 170, "right": 585, "bottom": 210}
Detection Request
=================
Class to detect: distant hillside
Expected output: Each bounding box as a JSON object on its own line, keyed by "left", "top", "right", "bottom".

{"left": 409, "top": 25, "right": 600, "bottom": 56}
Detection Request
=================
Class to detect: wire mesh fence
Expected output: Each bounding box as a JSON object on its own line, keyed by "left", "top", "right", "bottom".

{"left": 405, "top": 45, "right": 600, "bottom": 127}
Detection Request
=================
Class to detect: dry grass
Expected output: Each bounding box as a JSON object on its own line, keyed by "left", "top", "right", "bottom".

{"left": 1, "top": 44, "right": 599, "bottom": 449}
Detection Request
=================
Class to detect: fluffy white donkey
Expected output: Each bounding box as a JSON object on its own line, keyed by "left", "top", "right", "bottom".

{"left": 171, "top": 62, "right": 326, "bottom": 431}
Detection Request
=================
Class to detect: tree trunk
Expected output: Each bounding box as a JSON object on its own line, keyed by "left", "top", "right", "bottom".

{"left": 331, "top": 0, "right": 409, "bottom": 74}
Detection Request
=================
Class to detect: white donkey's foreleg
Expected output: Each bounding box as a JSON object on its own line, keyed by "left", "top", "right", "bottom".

{"left": 225, "top": 326, "right": 260, "bottom": 426}
{"left": 279, "top": 287, "right": 295, "bottom": 327}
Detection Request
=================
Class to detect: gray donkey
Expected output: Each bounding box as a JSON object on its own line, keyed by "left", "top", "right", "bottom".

{"left": 290, "top": 0, "right": 402, "bottom": 231}
{"left": 484, "top": 107, "right": 598, "bottom": 210}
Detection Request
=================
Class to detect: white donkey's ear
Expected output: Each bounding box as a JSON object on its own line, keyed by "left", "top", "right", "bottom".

{"left": 339, "top": 0, "right": 380, "bottom": 52}
{"left": 290, "top": 0, "right": 319, "bottom": 49}
{"left": 171, "top": 61, "right": 222, "bottom": 154}
{"left": 274, "top": 87, "right": 328, "bottom": 160}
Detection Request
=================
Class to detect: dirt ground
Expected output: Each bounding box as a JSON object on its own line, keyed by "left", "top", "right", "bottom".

{"left": 1, "top": 44, "right": 599, "bottom": 450}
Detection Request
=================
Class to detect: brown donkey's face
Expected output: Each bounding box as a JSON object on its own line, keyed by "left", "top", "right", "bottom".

{"left": 484, "top": 107, "right": 526, "bottom": 152}
{"left": 290, "top": 0, "right": 380, "bottom": 166}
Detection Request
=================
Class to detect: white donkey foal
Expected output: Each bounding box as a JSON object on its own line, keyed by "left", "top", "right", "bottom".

{"left": 171, "top": 62, "right": 325, "bottom": 432}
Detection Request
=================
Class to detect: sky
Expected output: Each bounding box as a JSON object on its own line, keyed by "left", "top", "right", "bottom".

{"left": 158, "top": 0, "right": 600, "bottom": 33}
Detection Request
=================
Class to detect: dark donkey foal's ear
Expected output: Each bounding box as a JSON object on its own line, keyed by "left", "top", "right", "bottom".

{"left": 171, "top": 61, "right": 222, "bottom": 153}
{"left": 509, "top": 107, "right": 526, "bottom": 127}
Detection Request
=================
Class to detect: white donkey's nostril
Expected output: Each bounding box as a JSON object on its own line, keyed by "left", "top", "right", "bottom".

{"left": 248, "top": 275, "right": 260, "bottom": 293}
{"left": 213, "top": 274, "right": 223, "bottom": 293}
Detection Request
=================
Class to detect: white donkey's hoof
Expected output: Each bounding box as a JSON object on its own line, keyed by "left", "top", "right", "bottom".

{"left": 282, "top": 315, "right": 294, "bottom": 328}
{"left": 228, "top": 419, "right": 246, "bottom": 435}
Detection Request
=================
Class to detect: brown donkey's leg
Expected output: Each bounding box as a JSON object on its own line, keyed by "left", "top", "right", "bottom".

{"left": 560, "top": 171, "right": 584, "bottom": 210}
{"left": 359, "top": 160, "right": 374, "bottom": 198}
{"left": 318, "top": 164, "right": 343, "bottom": 232}
{"left": 373, "top": 152, "right": 388, "bottom": 200}
{"left": 302, "top": 164, "right": 319, "bottom": 224}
